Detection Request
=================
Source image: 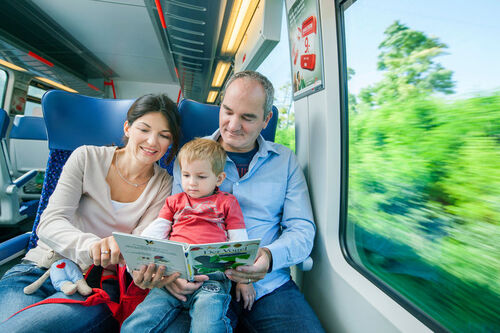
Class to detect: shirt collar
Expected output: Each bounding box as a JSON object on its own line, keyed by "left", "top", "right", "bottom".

{"left": 210, "top": 129, "right": 280, "bottom": 157}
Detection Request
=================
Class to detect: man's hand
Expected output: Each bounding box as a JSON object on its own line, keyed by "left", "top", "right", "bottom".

{"left": 225, "top": 247, "right": 272, "bottom": 284}
{"left": 132, "top": 263, "right": 180, "bottom": 290}
{"left": 235, "top": 282, "right": 256, "bottom": 310}
{"left": 89, "top": 236, "right": 122, "bottom": 267}
{"left": 164, "top": 275, "right": 209, "bottom": 301}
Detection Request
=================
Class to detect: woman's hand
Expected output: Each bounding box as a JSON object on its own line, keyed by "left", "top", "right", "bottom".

{"left": 89, "top": 236, "right": 122, "bottom": 267}
{"left": 164, "top": 275, "right": 209, "bottom": 301}
{"left": 132, "top": 264, "right": 181, "bottom": 290}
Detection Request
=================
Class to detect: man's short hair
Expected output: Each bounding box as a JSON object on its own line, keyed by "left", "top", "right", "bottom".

{"left": 222, "top": 70, "right": 274, "bottom": 119}
{"left": 177, "top": 138, "right": 227, "bottom": 175}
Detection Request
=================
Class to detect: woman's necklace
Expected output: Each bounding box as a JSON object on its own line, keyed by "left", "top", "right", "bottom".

{"left": 115, "top": 153, "right": 152, "bottom": 188}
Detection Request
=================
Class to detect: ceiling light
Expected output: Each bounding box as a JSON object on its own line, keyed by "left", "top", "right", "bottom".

{"left": 0, "top": 59, "right": 27, "bottom": 72}
{"left": 211, "top": 61, "right": 231, "bottom": 88}
{"left": 221, "top": 0, "right": 260, "bottom": 54}
{"left": 35, "top": 77, "right": 78, "bottom": 93}
{"left": 207, "top": 90, "right": 218, "bottom": 103}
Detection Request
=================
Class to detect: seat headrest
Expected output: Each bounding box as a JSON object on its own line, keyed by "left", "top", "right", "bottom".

{"left": 42, "top": 90, "right": 135, "bottom": 150}
{"left": 10, "top": 116, "right": 48, "bottom": 140}
{"left": 177, "top": 99, "right": 278, "bottom": 145}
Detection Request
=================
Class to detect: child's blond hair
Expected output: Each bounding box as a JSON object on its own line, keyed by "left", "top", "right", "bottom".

{"left": 177, "top": 138, "right": 227, "bottom": 175}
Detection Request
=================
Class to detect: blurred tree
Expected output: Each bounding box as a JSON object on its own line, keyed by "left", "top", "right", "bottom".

{"left": 360, "top": 21, "right": 455, "bottom": 106}
{"left": 347, "top": 20, "right": 500, "bottom": 331}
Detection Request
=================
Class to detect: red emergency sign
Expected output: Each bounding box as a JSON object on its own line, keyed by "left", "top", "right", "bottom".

{"left": 302, "top": 16, "right": 317, "bottom": 37}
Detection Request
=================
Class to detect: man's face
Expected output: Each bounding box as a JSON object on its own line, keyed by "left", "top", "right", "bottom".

{"left": 219, "top": 78, "right": 272, "bottom": 153}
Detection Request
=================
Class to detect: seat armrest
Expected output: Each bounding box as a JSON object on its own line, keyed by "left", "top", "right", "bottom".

{"left": 0, "top": 232, "right": 30, "bottom": 265}
{"left": 297, "top": 256, "right": 313, "bottom": 271}
{"left": 11, "top": 169, "right": 38, "bottom": 189}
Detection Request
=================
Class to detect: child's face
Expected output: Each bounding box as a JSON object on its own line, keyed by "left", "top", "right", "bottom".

{"left": 181, "top": 158, "right": 226, "bottom": 198}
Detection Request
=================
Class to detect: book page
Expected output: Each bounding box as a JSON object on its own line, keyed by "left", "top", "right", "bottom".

{"left": 113, "top": 232, "right": 192, "bottom": 280}
{"left": 187, "top": 239, "right": 261, "bottom": 276}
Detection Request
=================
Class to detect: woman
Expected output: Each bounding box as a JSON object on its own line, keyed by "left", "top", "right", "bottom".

{"left": 0, "top": 94, "right": 181, "bottom": 332}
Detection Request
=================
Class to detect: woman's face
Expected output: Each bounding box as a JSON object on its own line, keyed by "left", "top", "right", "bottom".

{"left": 123, "top": 111, "right": 172, "bottom": 165}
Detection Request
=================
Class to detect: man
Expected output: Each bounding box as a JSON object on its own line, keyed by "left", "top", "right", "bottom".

{"left": 173, "top": 71, "right": 323, "bottom": 331}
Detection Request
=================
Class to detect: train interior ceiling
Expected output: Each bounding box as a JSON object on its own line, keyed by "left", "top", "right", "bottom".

{"left": 0, "top": 0, "right": 280, "bottom": 101}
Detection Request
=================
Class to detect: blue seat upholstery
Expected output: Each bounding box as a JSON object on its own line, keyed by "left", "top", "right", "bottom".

{"left": 178, "top": 99, "right": 278, "bottom": 145}
{"left": 9, "top": 116, "right": 48, "bottom": 141}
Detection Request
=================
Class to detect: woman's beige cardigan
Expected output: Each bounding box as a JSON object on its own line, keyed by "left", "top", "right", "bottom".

{"left": 25, "top": 145, "right": 172, "bottom": 269}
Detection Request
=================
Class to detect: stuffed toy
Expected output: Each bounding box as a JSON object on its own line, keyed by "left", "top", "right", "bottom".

{"left": 24, "top": 258, "right": 92, "bottom": 296}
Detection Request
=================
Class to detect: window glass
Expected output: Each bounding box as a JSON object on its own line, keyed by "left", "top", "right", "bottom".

{"left": 0, "top": 69, "right": 7, "bottom": 108}
{"left": 257, "top": 6, "right": 295, "bottom": 151}
{"left": 24, "top": 101, "right": 43, "bottom": 117}
{"left": 25, "top": 82, "right": 48, "bottom": 117}
{"left": 342, "top": 1, "right": 500, "bottom": 331}
{"left": 27, "top": 85, "right": 46, "bottom": 99}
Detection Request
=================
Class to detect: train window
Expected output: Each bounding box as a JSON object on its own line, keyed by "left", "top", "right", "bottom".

{"left": 24, "top": 82, "right": 48, "bottom": 117}
{"left": 257, "top": 7, "right": 295, "bottom": 151}
{"left": 339, "top": 0, "right": 500, "bottom": 332}
{"left": 0, "top": 69, "right": 7, "bottom": 108}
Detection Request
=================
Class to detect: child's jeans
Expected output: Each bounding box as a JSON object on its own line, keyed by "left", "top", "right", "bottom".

{"left": 121, "top": 272, "right": 232, "bottom": 333}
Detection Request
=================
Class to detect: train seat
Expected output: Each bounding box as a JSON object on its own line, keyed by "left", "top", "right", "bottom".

{"left": 9, "top": 115, "right": 49, "bottom": 200}
{"left": 0, "top": 108, "right": 39, "bottom": 225}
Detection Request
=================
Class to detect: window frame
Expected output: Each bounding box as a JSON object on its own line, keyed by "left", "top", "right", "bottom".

{"left": 335, "top": 1, "right": 447, "bottom": 332}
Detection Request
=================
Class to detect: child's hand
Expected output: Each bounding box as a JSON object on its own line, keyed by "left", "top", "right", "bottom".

{"left": 236, "top": 282, "right": 256, "bottom": 310}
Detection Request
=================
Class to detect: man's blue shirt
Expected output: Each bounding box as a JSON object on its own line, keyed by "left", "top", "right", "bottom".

{"left": 172, "top": 130, "right": 315, "bottom": 299}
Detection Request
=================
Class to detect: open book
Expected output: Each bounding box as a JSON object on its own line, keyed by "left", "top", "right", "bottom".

{"left": 113, "top": 232, "right": 261, "bottom": 281}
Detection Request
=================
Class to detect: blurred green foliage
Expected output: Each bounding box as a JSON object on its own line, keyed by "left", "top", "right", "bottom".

{"left": 275, "top": 126, "right": 295, "bottom": 152}
{"left": 348, "top": 21, "right": 500, "bottom": 331}
{"left": 274, "top": 82, "right": 296, "bottom": 152}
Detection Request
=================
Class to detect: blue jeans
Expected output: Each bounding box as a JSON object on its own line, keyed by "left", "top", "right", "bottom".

{"left": 147, "top": 279, "right": 324, "bottom": 333}
{"left": 0, "top": 262, "right": 119, "bottom": 332}
{"left": 228, "top": 279, "right": 324, "bottom": 333}
{"left": 122, "top": 278, "right": 232, "bottom": 333}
